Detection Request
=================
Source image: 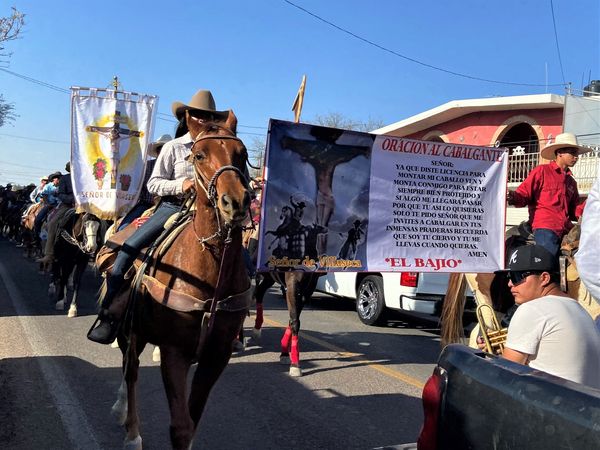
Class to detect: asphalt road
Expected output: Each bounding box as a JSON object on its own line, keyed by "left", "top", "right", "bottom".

{"left": 0, "top": 237, "right": 443, "bottom": 449}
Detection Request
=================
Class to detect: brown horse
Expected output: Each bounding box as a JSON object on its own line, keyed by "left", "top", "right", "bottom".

{"left": 20, "top": 201, "right": 44, "bottom": 258}
{"left": 111, "top": 111, "right": 252, "bottom": 450}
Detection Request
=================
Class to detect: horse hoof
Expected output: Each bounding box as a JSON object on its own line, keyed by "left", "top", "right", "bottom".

{"left": 232, "top": 339, "right": 245, "bottom": 353}
{"left": 280, "top": 355, "right": 291, "bottom": 365}
{"left": 152, "top": 346, "right": 161, "bottom": 362}
{"left": 252, "top": 328, "right": 262, "bottom": 341}
{"left": 67, "top": 305, "right": 77, "bottom": 318}
{"left": 123, "top": 435, "right": 142, "bottom": 450}
{"left": 289, "top": 365, "right": 303, "bottom": 377}
{"left": 54, "top": 300, "right": 65, "bottom": 311}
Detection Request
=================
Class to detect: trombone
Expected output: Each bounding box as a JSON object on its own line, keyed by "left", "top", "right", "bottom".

{"left": 476, "top": 304, "right": 507, "bottom": 355}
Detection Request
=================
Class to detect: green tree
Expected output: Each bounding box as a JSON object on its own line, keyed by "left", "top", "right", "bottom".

{"left": 0, "top": 7, "right": 25, "bottom": 128}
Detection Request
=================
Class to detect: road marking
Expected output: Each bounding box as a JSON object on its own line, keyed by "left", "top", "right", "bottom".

{"left": 0, "top": 261, "right": 102, "bottom": 450}
{"left": 263, "top": 317, "right": 425, "bottom": 390}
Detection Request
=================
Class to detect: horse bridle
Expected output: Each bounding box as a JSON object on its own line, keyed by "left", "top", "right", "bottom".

{"left": 189, "top": 131, "right": 251, "bottom": 246}
{"left": 60, "top": 213, "right": 99, "bottom": 254}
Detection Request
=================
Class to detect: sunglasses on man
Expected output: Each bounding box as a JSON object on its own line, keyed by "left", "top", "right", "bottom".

{"left": 509, "top": 271, "right": 543, "bottom": 286}
{"left": 188, "top": 110, "right": 215, "bottom": 122}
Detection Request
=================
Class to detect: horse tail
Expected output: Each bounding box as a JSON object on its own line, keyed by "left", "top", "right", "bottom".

{"left": 440, "top": 273, "right": 467, "bottom": 347}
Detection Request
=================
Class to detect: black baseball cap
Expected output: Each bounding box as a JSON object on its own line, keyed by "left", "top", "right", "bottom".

{"left": 496, "top": 245, "right": 558, "bottom": 273}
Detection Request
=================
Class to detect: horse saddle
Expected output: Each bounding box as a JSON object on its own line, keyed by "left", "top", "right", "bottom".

{"left": 96, "top": 212, "right": 253, "bottom": 315}
{"left": 96, "top": 211, "right": 189, "bottom": 275}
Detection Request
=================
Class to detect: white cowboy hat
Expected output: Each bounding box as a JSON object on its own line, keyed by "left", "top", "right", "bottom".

{"left": 171, "top": 89, "right": 228, "bottom": 121}
{"left": 148, "top": 134, "right": 173, "bottom": 158}
{"left": 540, "top": 132, "right": 591, "bottom": 160}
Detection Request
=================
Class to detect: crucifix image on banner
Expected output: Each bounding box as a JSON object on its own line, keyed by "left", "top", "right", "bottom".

{"left": 86, "top": 110, "right": 144, "bottom": 189}
{"left": 71, "top": 87, "right": 157, "bottom": 220}
{"left": 257, "top": 120, "right": 508, "bottom": 273}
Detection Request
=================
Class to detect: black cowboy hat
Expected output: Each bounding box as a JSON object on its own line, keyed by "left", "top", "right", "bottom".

{"left": 48, "top": 171, "right": 62, "bottom": 180}
{"left": 353, "top": 219, "right": 362, "bottom": 226}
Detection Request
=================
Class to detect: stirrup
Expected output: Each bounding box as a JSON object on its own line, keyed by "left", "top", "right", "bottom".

{"left": 87, "top": 311, "right": 120, "bottom": 344}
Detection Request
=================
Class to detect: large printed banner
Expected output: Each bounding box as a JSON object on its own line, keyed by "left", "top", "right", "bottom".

{"left": 257, "top": 119, "right": 508, "bottom": 273}
{"left": 71, "top": 87, "right": 157, "bottom": 220}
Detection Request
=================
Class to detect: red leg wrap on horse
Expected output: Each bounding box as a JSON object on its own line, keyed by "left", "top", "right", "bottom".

{"left": 290, "top": 335, "right": 300, "bottom": 365}
{"left": 254, "top": 303, "right": 264, "bottom": 330}
{"left": 281, "top": 326, "right": 292, "bottom": 353}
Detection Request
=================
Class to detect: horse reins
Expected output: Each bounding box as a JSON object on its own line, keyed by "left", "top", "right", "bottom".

{"left": 189, "top": 131, "right": 251, "bottom": 247}
{"left": 186, "top": 130, "right": 253, "bottom": 348}
{"left": 60, "top": 214, "right": 99, "bottom": 254}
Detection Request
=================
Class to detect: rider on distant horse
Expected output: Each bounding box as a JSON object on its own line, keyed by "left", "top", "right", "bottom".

{"left": 33, "top": 172, "right": 61, "bottom": 242}
{"left": 38, "top": 162, "right": 75, "bottom": 264}
{"left": 29, "top": 176, "right": 48, "bottom": 203}
{"left": 88, "top": 89, "right": 230, "bottom": 344}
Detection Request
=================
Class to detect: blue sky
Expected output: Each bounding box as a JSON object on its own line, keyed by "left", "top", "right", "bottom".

{"left": 1, "top": 0, "right": 598, "bottom": 185}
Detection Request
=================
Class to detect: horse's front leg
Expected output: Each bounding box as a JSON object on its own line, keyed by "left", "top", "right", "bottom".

{"left": 189, "top": 311, "right": 246, "bottom": 438}
{"left": 252, "top": 274, "right": 275, "bottom": 341}
{"left": 49, "top": 262, "right": 64, "bottom": 309}
{"left": 160, "top": 345, "right": 194, "bottom": 450}
{"left": 67, "top": 256, "right": 87, "bottom": 318}
{"left": 122, "top": 333, "right": 145, "bottom": 450}
{"left": 282, "top": 274, "right": 302, "bottom": 377}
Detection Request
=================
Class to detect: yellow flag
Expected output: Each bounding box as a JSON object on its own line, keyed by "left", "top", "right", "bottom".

{"left": 292, "top": 75, "right": 307, "bottom": 123}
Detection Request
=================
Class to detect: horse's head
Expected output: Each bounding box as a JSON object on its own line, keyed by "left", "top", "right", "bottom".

{"left": 187, "top": 111, "right": 251, "bottom": 226}
{"left": 82, "top": 214, "right": 101, "bottom": 254}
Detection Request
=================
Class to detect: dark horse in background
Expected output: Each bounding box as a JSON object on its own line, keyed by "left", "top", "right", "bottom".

{"left": 251, "top": 222, "right": 327, "bottom": 377}
{"left": 49, "top": 211, "right": 105, "bottom": 316}
{"left": 108, "top": 112, "right": 252, "bottom": 449}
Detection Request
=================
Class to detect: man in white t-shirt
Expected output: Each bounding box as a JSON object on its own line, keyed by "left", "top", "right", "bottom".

{"left": 497, "top": 245, "right": 600, "bottom": 389}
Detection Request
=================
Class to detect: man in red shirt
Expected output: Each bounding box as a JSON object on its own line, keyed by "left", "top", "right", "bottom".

{"left": 508, "top": 132, "right": 590, "bottom": 256}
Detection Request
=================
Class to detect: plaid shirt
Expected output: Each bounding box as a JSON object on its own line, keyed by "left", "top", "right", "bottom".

{"left": 147, "top": 133, "right": 195, "bottom": 197}
{"left": 138, "top": 159, "right": 156, "bottom": 205}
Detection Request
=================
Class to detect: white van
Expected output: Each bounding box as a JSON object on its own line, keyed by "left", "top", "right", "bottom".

{"left": 316, "top": 271, "right": 471, "bottom": 325}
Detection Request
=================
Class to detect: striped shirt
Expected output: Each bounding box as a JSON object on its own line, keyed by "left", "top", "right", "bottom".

{"left": 147, "top": 133, "right": 195, "bottom": 198}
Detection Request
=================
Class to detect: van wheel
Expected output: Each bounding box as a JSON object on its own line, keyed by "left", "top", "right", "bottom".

{"left": 356, "top": 275, "right": 386, "bottom": 325}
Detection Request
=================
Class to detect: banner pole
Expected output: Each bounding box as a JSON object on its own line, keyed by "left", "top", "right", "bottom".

{"left": 292, "top": 75, "right": 307, "bottom": 123}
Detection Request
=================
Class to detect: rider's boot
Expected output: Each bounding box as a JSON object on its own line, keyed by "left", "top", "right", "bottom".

{"left": 87, "top": 275, "right": 128, "bottom": 344}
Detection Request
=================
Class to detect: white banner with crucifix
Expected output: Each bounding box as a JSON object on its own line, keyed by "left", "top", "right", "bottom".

{"left": 70, "top": 87, "right": 157, "bottom": 220}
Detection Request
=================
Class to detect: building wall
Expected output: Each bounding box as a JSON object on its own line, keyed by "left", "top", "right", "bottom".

{"left": 404, "top": 108, "right": 564, "bottom": 148}
{"left": 403, "top": 107, "right": 565, "bottom": 227}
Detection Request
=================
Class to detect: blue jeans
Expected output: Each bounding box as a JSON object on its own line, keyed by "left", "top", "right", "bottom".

{"left": 117, "top": 202, "right": 153, "bottom": 232}
{"left": 34, "top": 204, "right": 52, "bottom": 238}
{"left": 533, "top": 228, "right": 561, "bottom": 257}
{"left": 103, "top": 201, "right": 181, "bottom": 307}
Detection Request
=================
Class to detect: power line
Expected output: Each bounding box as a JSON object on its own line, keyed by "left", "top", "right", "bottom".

{"left": 549, "top": 0, "right": 567, "bottom": 86}
{"left": 283, "top": 0, "right": 567, "bottom": 88}
{"left": 0, "top": 159, "right": 51, "bottom": 171}
{"left": 0, "top": 68, "right": 70, "bottom": 93}
{"left": 156, "top": 112, "right": 267, "bottom": 129}
{"left": 0, "top": 132, "right": 69, "bottom": 144}
{"left": 0, "top": 69, "right": 268, "bottom": 130}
